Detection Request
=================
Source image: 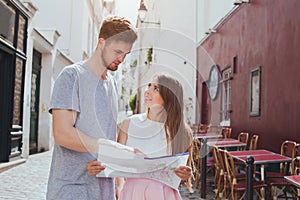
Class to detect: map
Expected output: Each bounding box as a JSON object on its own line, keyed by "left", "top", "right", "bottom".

{"left": 96, "top": 139, "right": 189, "bottom": 190}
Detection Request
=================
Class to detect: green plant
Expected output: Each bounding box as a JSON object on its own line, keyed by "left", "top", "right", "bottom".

{"left": 131, "top": 59, "right": 137, "bottom": 67}
{"left": 147, "top": 47, "right": 153, "bottom": 64}
{"left": 120, "top": 85, "right": 126, "bottom": 100}
{"left": 129, "top": 92, "right": 137, "bottom": 113}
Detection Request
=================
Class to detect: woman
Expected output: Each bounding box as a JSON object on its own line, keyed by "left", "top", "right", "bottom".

{"left": 88, "top": 74, "right": 193, "bottom": 199}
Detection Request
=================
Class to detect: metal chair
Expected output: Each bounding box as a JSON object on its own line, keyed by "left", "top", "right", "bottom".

{"left": 237, "top": 132, "right": 249, "bottom": 151}
{"left": 191, "top": 124, "right": 201, "bottom": 134}
{"left": 224, "top": 150, "right": 267, "bottom": 200}
{"left": 290, "top": 156, "right": 300, "bottom": 199}
{"left": 221, "top": 127, "right": 232, "bottom": 138}
{"left": 265, "top": 140, "right": 297, "bottom": 199}
{"left": 294, "top": 143, "right": 300, "bottom": 157}
{"left": 211, "top": 146, "right": 221, "bottom": 197}
{"left": 215, "top": 148, "right": 229, "bottom": 199}
{"left": 249, "top": 134, "right": 259, "bottom": 150}
{"left": 268, "top": 140, "right": 297, "bottom": 178}
{"left": 235, "top": 132, "right": 249, "bottom": 172}
{"left": 191, "top": 138, "right": 202, "bottom": 190}
{"left": 200, "top": 124, "right": 210, "bottom": 133}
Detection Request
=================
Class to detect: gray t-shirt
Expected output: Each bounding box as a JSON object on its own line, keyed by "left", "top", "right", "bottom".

{"left": 47, "top": 61, "right": 117, "bottom": 200}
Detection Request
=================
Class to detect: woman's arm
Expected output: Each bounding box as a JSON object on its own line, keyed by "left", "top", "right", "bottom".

{"left": 115, "top": 119, "right": 129, "bottom": 199}
{"left": 117, "top": 119, "right": 129, "bottom": 145}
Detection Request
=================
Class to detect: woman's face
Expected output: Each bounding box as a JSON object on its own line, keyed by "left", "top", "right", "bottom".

{"left": 144, "top": 80, "right": 164, "bottom": 108}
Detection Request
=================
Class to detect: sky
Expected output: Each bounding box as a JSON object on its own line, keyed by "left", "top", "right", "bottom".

{"left": 115, "top": 0, "right": 140, "bottom": 26}
{"left": 114, "top": 0, "right": 140, "bottom": 63}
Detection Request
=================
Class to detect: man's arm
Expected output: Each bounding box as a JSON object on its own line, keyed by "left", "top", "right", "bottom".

{"left": 52, "top": 109, "right": 99, "bottom": 152}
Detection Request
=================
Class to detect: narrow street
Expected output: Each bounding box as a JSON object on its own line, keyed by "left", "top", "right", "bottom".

{"left": 0, "top": 149, "right": 211, "bottom": 200}
{"left": 0, "top": 110, "right": 211, "bottom": 199}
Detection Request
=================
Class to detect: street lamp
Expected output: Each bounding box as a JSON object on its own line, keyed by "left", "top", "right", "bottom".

{"left": 233, "top": 0, "right": 250, "bottom": 5}
{"left": 136, "top": 0, "right": 160, "bottom": 113}
{"left": 138, "top": 0, "right": 147, "bottom": 21}
{"left": 205, "top": 28, "right": 217, "bottom": 35}
{"left": 138, "top": 0, "right": 160, "bottom": 25}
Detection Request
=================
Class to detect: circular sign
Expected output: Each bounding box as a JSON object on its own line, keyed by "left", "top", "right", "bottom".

{"left": 208, "top": 65, "right": 220, "bottom": 100}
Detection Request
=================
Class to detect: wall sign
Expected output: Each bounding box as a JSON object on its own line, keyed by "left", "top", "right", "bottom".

{"left": 208, "top": 65, "right": 220, "bottom": 100}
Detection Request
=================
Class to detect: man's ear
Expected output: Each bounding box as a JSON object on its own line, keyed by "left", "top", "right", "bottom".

{"left": 98, "top": 38, "right": 105, "bottom": 48}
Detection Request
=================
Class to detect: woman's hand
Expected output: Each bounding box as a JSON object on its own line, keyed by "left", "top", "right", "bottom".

{"left": 174, "top": 165, "right": 192, "bottom": 181}
{"left": 86, "top": 160, "right": 106, "bottom": 176}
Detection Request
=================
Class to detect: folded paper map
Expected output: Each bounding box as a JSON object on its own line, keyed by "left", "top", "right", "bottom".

{"left": 96, "top": 139, "right": 189, "bottom": 190}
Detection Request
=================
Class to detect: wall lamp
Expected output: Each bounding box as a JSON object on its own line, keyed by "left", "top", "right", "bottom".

{"left": 138, "top": 0, "right": 160, "bottom": 25}
{"left": 234, "top": 0, "right": 249, "bottom": 5}
{"left": 205, "top": 28, "right": 217, "bottom": 35}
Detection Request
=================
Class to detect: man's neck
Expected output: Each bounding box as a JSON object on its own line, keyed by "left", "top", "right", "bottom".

{"left": 86, "top": 51, "right": 107, "bottom": 79}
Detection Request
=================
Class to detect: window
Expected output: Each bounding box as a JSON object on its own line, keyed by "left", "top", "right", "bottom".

{"left": 17, "top": 14, "right": 26, "bottom": 52}
{"left": 0, "top": 0, "right": 28, "bottom": 160}
{"left": 0, "top": 0, "right": 16, "bottom": 45}
{"left": 250, "top": 66, "right": 261, "bottom": 116}
{"left": 221, "top": 68, "right": 231, "bottom": 126}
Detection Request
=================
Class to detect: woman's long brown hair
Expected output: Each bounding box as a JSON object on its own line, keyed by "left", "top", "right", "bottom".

{"left": 156, "top": 74, "right": 192, "bottom": 154}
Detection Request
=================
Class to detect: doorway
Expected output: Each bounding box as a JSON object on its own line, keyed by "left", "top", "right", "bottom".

{"left": 29, "top": 50, "right": 41, "bottom": 154}
{"left": 0, "top": 48, "right": 14, "bottom": 161}
{"left": 201, "top": 82, "right": 211, "bottom": 124}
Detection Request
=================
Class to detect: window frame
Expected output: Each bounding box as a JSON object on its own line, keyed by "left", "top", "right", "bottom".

{"left": 249, "top": 66, "right": 261, "bottom": 117}
{"left": 220, "top": 67, "right": 232, "bottom": 126}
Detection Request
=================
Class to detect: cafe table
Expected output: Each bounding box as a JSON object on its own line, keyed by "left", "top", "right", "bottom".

{"left": 284, "top": 175, "right": 300, "bottom": 198}
{"left": 193, "top": 132, "right": 222, "bottom": 198}
{"left": 230, "top": 149, "right": 292, "bottom": 199}
{"left": 230, "top": 150, "right": 292, "bottom": 181}
{"left": 207, "top": 138, "right": 246, "bottom": 149}
{"left": 284, "top": 175, "right": 300, "bottom": 187}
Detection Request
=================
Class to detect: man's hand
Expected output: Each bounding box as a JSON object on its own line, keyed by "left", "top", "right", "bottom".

{"left": 86, "top": 160, "right": 106, "bottom": 176}
{"left": 133, "top": 148, "right": 147, "bottom": 157}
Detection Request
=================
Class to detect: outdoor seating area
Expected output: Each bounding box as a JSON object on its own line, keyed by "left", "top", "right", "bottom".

{"left": 189, "top": 124, "right": 300, "bottom": 199}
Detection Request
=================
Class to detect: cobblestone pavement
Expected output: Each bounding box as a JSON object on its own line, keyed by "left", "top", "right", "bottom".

{"left": 179, "top": 184, "right": 214, "bottom": 200}
{"left": 0, "top": 150, "right": 214, "bottom": 200}
{"left": 0, "top": 151, "right": 51, "bottom": 200}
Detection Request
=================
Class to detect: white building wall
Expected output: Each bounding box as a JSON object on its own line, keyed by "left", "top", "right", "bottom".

{"left": 38, "top": 53, "right": 55, "bottom": 152}
{"left": 196, "top": 0, "right": 237, "bottom": 43}
{"left": 21, "top": 14, "right": 34, "bottom": 159}
{"left": 21, "top": 0, "right": 104, "bottom": 158}
{"left": 136, "top": 0, "right": 197, "bottom": 124}
{"left": 29, "top": 0, "right": 99, "bottom": 62}
{"left": 133, "top": 0, "right": 240, "bottom": 125}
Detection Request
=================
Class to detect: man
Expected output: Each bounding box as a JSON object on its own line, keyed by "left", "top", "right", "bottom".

{"left": 47, "top": 16, "right": 137, "bottom": 200}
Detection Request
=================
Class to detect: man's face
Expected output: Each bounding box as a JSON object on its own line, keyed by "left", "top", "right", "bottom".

{"left": 101, "top": 40, "right": 133, "bottom": 71}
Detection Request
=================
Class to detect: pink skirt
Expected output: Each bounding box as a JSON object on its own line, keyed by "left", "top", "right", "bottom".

{"left": 118, "top": 178, "right": 182, "bottom": 200}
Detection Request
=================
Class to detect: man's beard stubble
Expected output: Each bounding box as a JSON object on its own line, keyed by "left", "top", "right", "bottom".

{"left": 101, "top": 53, "right": 118, "bottom": 72}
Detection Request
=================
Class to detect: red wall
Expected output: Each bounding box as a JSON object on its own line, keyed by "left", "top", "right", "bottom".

{"left": 197, "top": 0, "right": 300, "bottom": 152}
